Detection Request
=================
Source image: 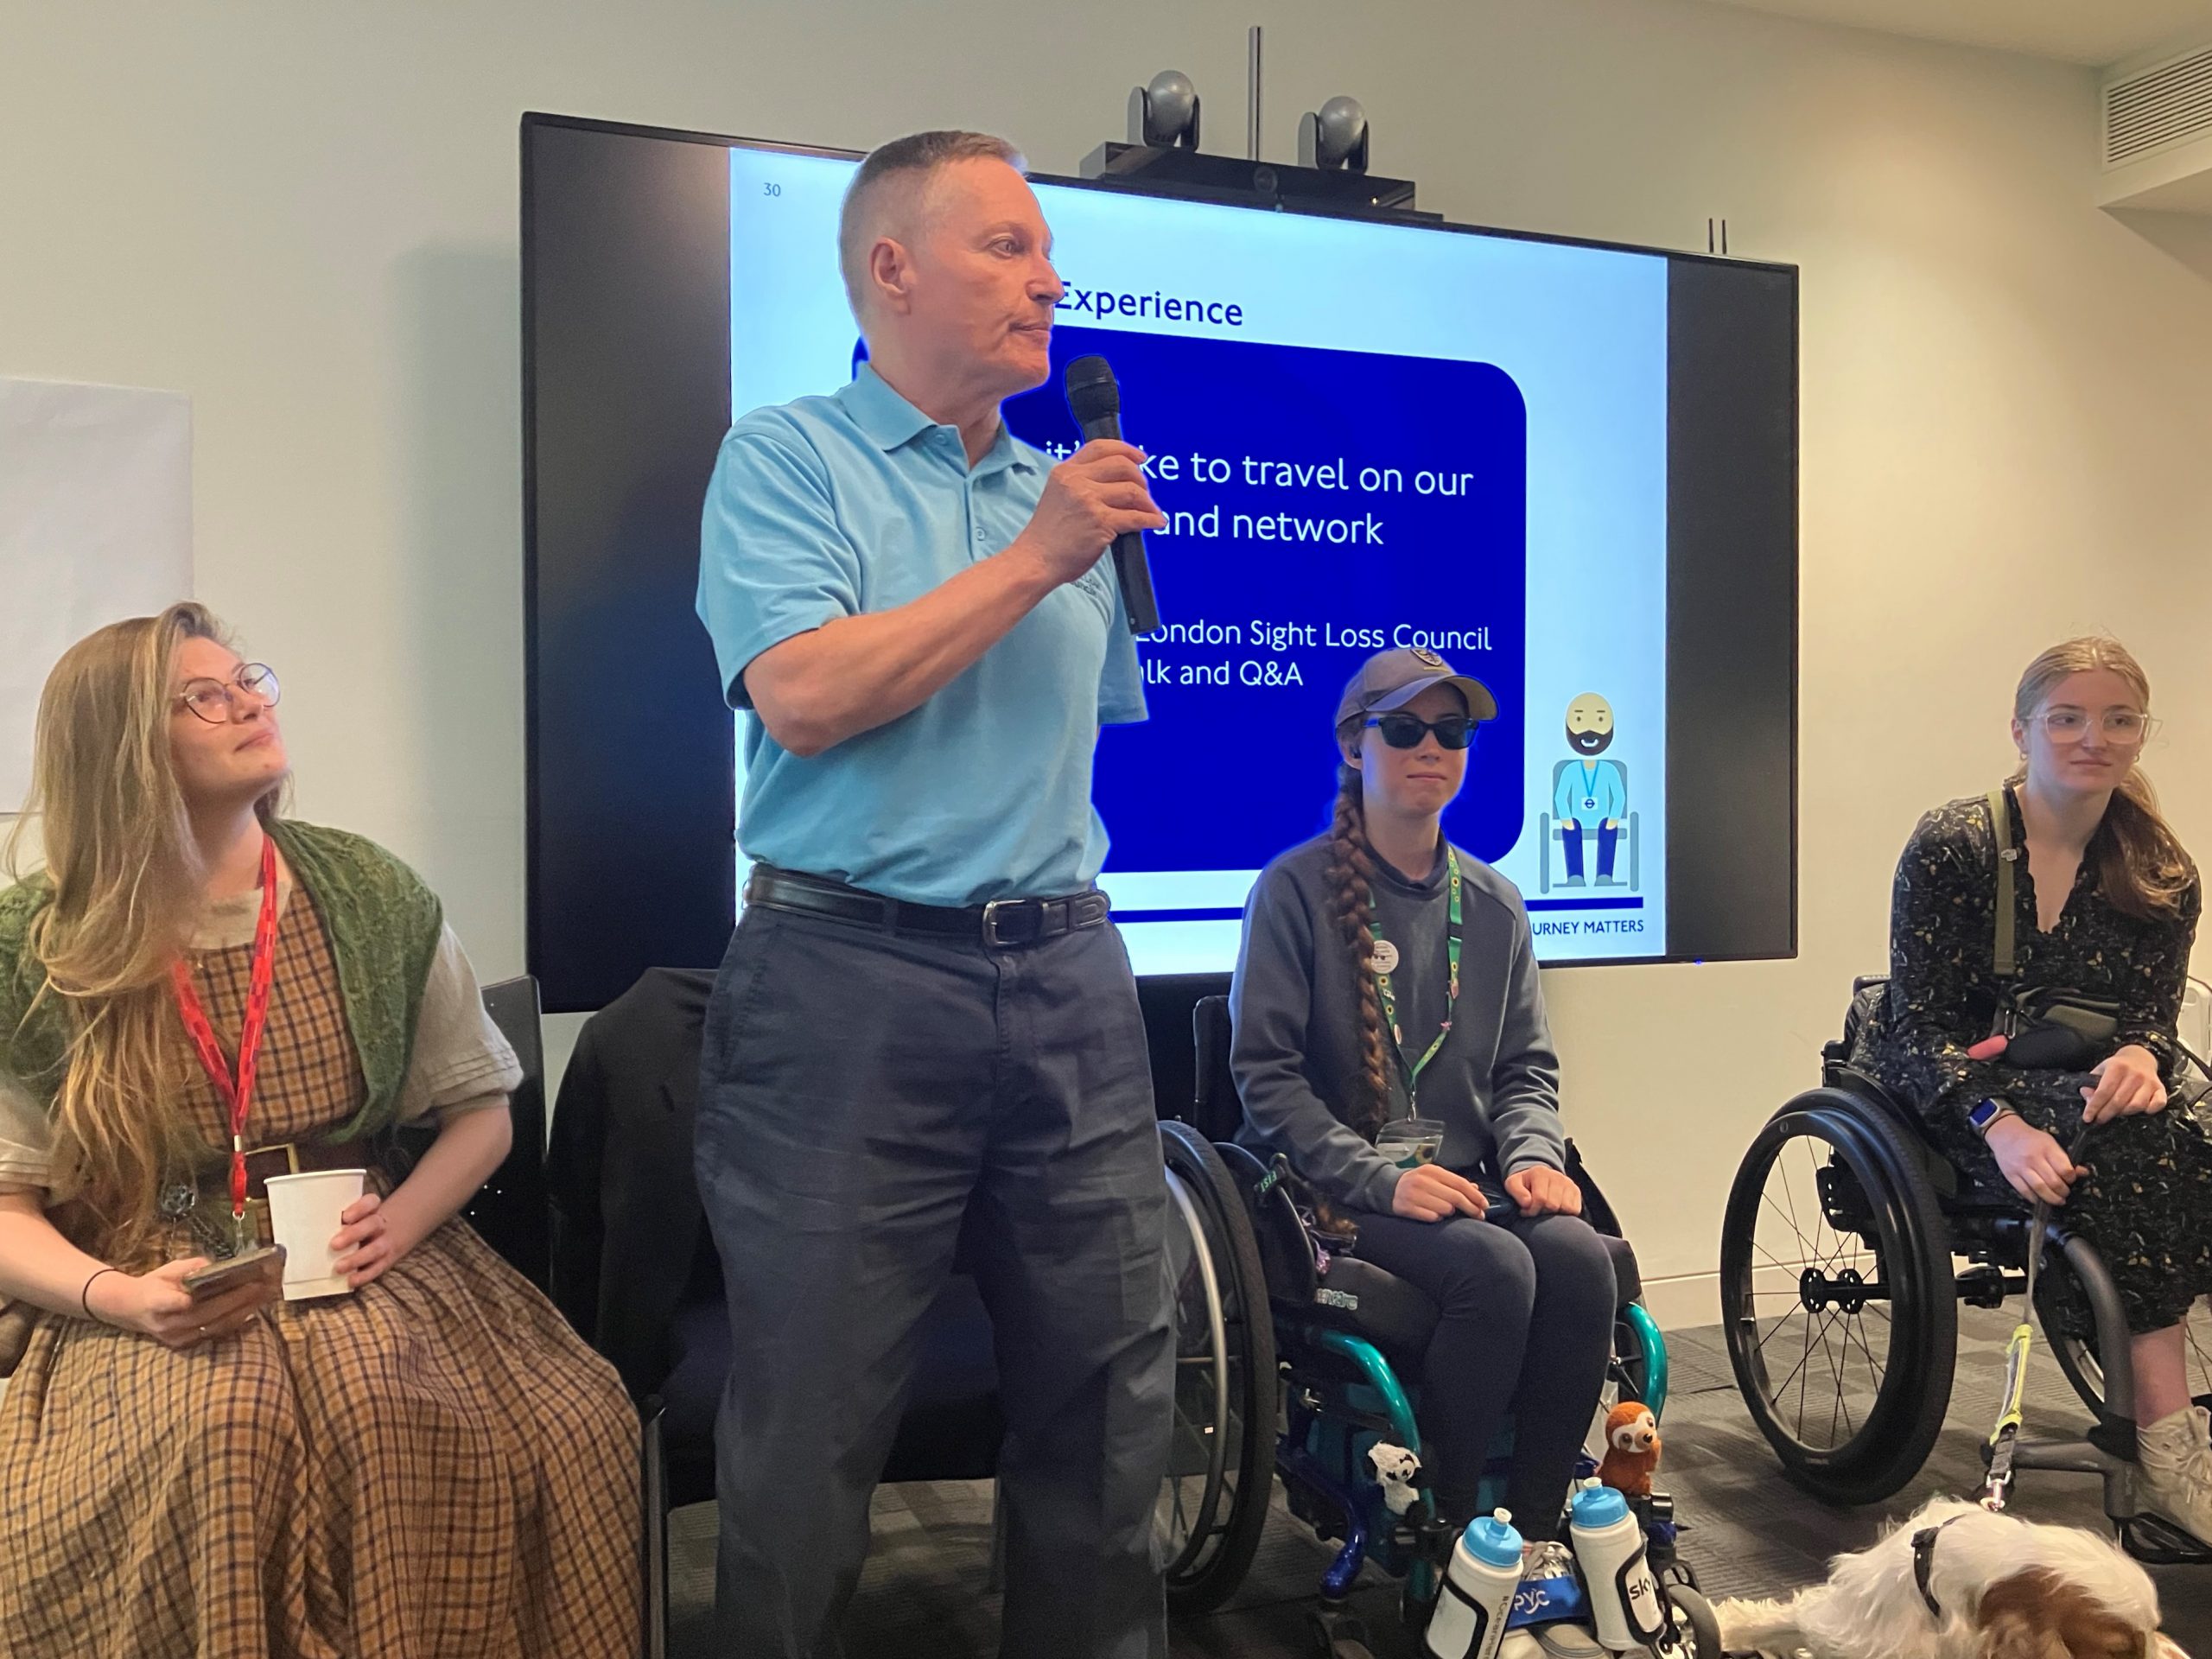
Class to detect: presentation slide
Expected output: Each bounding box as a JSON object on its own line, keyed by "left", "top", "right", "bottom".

{"left": 727, "top": 148, "right": 1669, "bottom": 972}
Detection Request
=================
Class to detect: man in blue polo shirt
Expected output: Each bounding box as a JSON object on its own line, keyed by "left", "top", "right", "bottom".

{"left": 694, "top": 130, "right": 1173, "bottom": 1659}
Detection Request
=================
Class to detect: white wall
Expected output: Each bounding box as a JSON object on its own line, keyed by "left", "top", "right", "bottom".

{"left": 3, "top": 0, "right": 2208, "bottom": 1325}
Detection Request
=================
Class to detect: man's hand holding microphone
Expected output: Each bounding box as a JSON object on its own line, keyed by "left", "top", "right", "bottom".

{"left": 1009, "top": 440, "right": 1165, "bottom": 591}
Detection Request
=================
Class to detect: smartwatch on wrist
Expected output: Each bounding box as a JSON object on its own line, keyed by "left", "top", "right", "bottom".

{"left": 1967, "top": 1097, "right": 2015, "bottom": 1138}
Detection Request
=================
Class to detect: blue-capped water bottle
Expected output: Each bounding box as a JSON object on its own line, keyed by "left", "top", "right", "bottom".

{"left": 1568, "top": 1486, "right": 1673, "bottom": 1654}
{"left": 1425, "top": 1509, "right": 1522, "bottom": 1659}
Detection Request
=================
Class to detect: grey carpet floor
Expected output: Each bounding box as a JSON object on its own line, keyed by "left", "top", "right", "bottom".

{"left": 666, "top": 1312, "right": 2212, "bottom": 1656}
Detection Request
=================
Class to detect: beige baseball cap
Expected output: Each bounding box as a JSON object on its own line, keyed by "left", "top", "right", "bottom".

{"left": 1333, "top": 645, "right": 1497, "bottom": 732}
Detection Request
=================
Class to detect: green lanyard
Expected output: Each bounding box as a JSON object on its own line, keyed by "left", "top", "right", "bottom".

{"left": 1368, "top": 848, "right": 1463, "bottom": 1107}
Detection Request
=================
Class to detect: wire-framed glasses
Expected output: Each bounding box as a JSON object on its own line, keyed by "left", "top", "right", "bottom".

{"left": 174, "top": 663, "right": 281, "bottom": 725}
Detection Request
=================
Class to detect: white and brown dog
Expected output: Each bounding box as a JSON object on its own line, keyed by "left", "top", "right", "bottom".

{"left": 1716, "top": 1498, "right": 2177, "bottom": 1659}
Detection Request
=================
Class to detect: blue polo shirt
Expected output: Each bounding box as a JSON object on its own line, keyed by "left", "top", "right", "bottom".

{"left": 696, "top": 365, "right": 1147, "bottom": 906}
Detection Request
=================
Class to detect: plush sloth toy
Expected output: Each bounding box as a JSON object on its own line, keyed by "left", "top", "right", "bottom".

{"left": 1597, "top": 1401, "right": 1661, "bottom": 1497}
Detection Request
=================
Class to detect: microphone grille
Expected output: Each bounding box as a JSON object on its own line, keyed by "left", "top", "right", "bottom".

{"left": 1063, "top": 354, "right": 1120, "bottom": 423}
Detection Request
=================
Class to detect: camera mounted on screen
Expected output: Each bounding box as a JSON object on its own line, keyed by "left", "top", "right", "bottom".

{"left": 1085, "top": 66, "right": 1427, "bottom": 217}
{"left": 1298, "top": 97, "right": 1370, "bottom": 174}
{"left": 1128, "top": 70, "right": 1202, "bottom": 151}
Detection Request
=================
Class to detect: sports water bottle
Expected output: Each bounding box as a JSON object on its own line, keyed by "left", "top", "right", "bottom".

{"left": 1568, "top": 1486, "right": 1671, "bottom": 1654}
{"left": 1426, "top": 1510, "right": 1522, "bottom": 1659}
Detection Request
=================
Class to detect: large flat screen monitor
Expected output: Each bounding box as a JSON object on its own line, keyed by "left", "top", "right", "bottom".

{"left": 523, "top": 113, "right": 1796, "bottom": 1013}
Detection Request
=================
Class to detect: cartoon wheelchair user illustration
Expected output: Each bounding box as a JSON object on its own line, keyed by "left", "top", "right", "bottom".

{"left": 1541, "top": 692, "right": 1640, "bottom": 894}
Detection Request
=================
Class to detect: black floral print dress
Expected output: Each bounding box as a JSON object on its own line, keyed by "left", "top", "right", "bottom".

{"left": 1861, "top": 785, "right": 2209, "bottom": 1336}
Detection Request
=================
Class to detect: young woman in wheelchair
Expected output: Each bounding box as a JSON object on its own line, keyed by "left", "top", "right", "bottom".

{"left": 1229, "top": 645, "right": 1616, "bottom": 1548}
{"left": 1860, "top": 635, "right": 2211, "bottom": 1542}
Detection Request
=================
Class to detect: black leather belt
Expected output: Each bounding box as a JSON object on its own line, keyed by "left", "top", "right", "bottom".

{"left": 745, "top": 866, "right": 1110, "bottom": 949}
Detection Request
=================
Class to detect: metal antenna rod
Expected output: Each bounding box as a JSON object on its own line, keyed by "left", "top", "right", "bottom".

{"left": 1248, "top": 25, "right": 1263, "bottom": 160}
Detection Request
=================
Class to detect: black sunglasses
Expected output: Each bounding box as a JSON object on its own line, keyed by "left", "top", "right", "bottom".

{"left": 1366, "top": 713, "right": 1477, "bottom": 750}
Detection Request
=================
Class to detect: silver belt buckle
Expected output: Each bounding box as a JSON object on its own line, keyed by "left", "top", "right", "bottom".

{"left": 982, "top": 899, "right": 1020, "bottom": 948}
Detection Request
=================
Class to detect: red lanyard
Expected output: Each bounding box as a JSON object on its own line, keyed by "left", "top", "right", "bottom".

{"left": 170, "top": 833, "right": 281, "bottom": 1230}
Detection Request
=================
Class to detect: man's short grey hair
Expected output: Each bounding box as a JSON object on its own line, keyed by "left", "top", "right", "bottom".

{"left": 838, "top": 130, "right": 1027, "bottom": 320}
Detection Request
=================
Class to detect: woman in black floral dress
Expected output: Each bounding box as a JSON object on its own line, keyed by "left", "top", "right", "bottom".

{"left": 1865, "top": 636, "right": 2210, "bottom": 1544}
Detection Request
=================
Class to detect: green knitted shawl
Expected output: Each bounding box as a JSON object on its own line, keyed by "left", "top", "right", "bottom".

{"left": 0, "top": 820, "right": 443, "bottom": 1146}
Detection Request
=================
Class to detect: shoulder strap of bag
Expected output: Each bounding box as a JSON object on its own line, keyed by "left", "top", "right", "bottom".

{"left": 1988, "top": 785, "right": 2016, "bottom": 981}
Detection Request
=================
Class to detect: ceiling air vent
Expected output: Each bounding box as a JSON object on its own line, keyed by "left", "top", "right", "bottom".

{"left": 2104, "top": 43, "right": 2212, "bottom": 168}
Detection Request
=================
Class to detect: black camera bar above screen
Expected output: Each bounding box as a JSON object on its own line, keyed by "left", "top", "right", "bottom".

{"left": 521, "top": 112, "right": 1797, "bottom": 1014}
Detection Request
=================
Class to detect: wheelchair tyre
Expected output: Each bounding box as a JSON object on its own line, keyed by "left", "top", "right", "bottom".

{"left": 1719, "top": 1090, "right": 1956, "bottom": 1503}
{"left": 1157, "top": 1120, "right": 1278, "bottom": 1615}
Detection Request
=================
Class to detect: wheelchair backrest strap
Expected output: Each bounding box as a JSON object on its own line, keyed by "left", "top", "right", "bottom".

{"left": 1988, "top": 786, "right": 2017, "bottom": 981}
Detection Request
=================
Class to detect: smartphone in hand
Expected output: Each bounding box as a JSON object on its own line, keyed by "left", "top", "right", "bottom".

{"left": 181, "top": 1244, "right": 284, "bottom": 1300}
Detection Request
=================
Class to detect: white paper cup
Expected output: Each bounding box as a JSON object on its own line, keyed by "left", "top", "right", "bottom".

{"left": 264, "top": 1168, "right": 366, "bottom": 1300}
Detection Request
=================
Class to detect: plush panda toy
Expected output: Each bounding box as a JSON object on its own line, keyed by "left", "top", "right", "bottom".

{"left": 1367, "top": 1442, "right": 1424, "bottom": 1516}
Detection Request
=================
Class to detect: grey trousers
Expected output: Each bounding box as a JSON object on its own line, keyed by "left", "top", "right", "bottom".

{"left": 695, "top": 904, "right": 1173, "bottom": 1659}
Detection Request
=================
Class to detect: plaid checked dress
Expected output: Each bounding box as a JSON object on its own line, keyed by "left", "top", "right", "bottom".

{"left": 0, "top": 883, "right": 642, "bottom": 1656}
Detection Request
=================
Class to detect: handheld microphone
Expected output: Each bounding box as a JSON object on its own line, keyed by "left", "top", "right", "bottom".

{"left": 1061, "top": 355, "right": 1162, "bottom": 636}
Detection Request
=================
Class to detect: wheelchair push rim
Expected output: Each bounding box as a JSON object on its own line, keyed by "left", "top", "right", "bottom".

{"left": 1719, "top": 1094, "right": 1955, "bottom": 1503}
{"left": 2042, "top": 1276, "right": 2212, "bottom": 1421}
{"left": 1155, "top": 1121, "right": 1279, "bottom": 1614}
{"left": 1160, "top": 1166, "right": 1233, "bottom": 1557}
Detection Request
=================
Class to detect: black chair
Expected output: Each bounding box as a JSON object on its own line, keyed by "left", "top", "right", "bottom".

{"left": 544, "top": 970, "right": 1008, "bottom": 1656}
{"left": 643, "top": 1252, "right": 1004, "bottom": 1653}
{"left": 467, "top": 976, "right": 553, "bottom": 1287}
{"left": 386, "top": 974, "right": 552, "bottom": 1287}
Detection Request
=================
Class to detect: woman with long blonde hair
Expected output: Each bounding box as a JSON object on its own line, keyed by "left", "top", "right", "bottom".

{"left": 0, "top": 604, "right": 639, "bottom": 1655}
{"left": 1865, "top": 635, "right": 2210, "bottom": 1545}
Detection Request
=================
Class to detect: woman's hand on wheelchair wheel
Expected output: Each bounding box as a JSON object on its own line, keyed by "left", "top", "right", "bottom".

{"left": 1985, "top": 1115, "right": 2087, "bottom": 1206}
{"left": 1504, "top": 1166, "right": 1583, "bottom": 1217}
{"left": 1391, "top": 1165, "right": 1487, "bottom": 1222}
{"left": 2082, "top": 1045, "right": 2166, "bottom": 1123}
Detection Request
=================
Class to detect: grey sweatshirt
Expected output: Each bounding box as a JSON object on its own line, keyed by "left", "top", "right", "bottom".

{"left": 1228, "top": 833, "right": 1565, "bottom": 1215}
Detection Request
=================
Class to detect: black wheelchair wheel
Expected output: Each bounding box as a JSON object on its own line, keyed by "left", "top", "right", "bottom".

{"left": 1308, "top": 1606, "right": 1376, "bottom": 1659}
{"left": 1156, "top": 1120, "right": 1279, "bottom": 1615}
{"left": 1719, "top": 1090, "right": 1956, "bottom": 1503}
{"left": 2040, "top": 1261, "right": 2212, "bottom": 1421}
{"left": 1668, "top": 1582, "right": 1724, "bottom": 1659}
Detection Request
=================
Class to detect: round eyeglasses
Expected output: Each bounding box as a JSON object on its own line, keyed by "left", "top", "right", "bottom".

{"left": 174, "top": 664, "right": 281, "bottom": 725}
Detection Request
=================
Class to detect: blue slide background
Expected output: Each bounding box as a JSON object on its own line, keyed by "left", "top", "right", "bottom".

{"left": 1001, "top": 325, "right": 1528, "bottom": 868}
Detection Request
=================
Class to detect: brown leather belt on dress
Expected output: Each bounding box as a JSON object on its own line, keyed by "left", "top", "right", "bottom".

{"left": 226, "top": 1140, "right": 376, "bottom": 1202}
{"left": 744, "top": 865, "right": 1111, "bottom": 950}
{"left": 169, "top": 1141, "right": 379, "bottom": 1254}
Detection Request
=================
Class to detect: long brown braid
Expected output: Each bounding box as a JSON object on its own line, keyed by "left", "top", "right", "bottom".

{"left": 1321, "top": 758, "right": 1393, "bottom": 1141}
